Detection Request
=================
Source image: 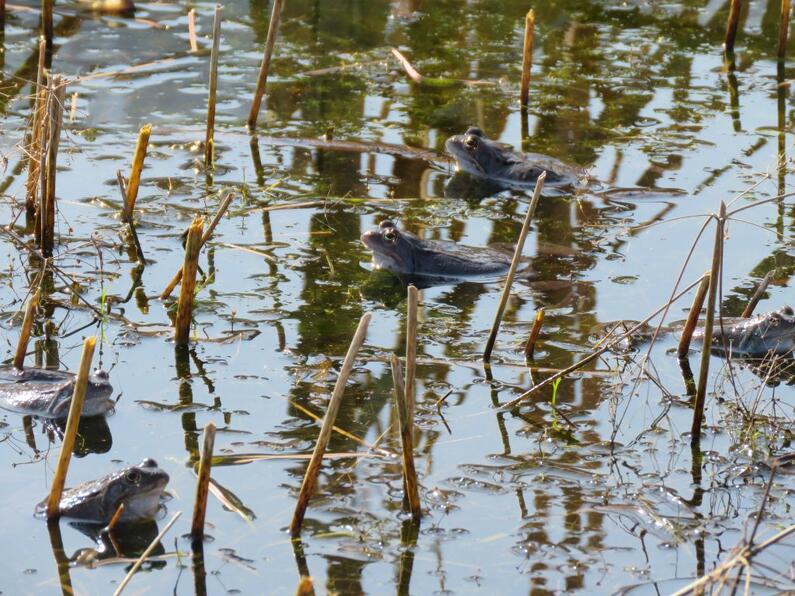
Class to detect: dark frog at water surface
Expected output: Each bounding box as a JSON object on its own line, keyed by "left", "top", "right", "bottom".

{"left": 361, "top": 220, "right": 529, "bottom": 283}
{"left": 35, "top": 458, "right": 169, "bottom": 523}
{"left": 445, "top": 127, "right": 584, "bottom": 189}
{"left": 0, "top": 366, "right": 114, "bottom": 418}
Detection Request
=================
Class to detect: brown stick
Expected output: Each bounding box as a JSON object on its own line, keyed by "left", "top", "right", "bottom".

{"left": 724, "top": 0, "right": 742, "bottom": 53}
{"left": 187, "top": 8, "right": 198, "bottom": 52}
{"left": 106, "top": 503, "right": 126, "bottom": 533}
{"left": 483, "top": 172, "right": 546, "bottom": 363}
{"left": 247, "top": 0, "right": 283, "bottom": 130}
{"left": 523, "top": 308, "right": 545, "bottom": 361}
{"left": 520, "top": 9, "right": 535, "bottom": 108}
{"left": 174, "top": 216, "right": 205, "bottom": 345}
{"left": 123, "top": 124, "right": 152, "bottom": 223}
{"left": 46, "top": 336, "right": 96, "bottom": 518}
{"left": 404, "top": 285, "right": 418, "bottom": 441}
{"left": 779, "top": 0, "right": 791, "bottom": 60}
{"left": 289, "top": 313, "right": 371, "bottom": 537}
{"left": 391, "top": 47, "right": 424, "bottom": 83}
{"left": 741, "top": 270, "right": 774, "bottom": 318}
{"left": 13, "top": 290, "right": 40, "bottom": 370}
{"left": 390, "top": 354, "right": 421, "bottom": 519}
{"left": 161, "top": 191, "right": 234, "bottom": 299}
{"left": 41, "top": 75, "right": 65, "bottom": 258}
{"left": 42, "top": 0, "right": 53, "bottom": 50}
{"left": 191, "top": 421, "right": 216, "bottom": 542}
{"left": 691, "top": 205, "right": 725, "bottom": 444}
{"left": 204, "top": 5, "right": 222, "bottom": 167}
{"left": 26, "top": 38, "right": 48, "bottom": 220}
{"left": 677, "top": 272, "right": 711, "bottom": 358}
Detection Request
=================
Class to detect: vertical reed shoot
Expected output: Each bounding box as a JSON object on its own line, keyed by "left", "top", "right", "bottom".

{"left": 677, "top": 272, "right": 711, "bottom": 358}
{"left": 205, "top": 5, "right": 222, "bottom": 167}
{"left": 41, "top": 75, "right": 65, "bottom": 258}
{"left": 520, "top": 9, "right": 535, "bottom": 108}
{"left": 404, "top": 285, "right": 418, "bottom": 439}
{"left": 724, "top": 0, "right": 742, "bottom": 53}
{"left": 26, "top": 37, "right": 47, "bottom": 220}
{"left": 390, "top": 354, "right": 421, "bottom": 519}
{"left": 779, "top": 0, "right": 791, "bottom": 60}
{"left": 247, "top": 0, "right": 284, "bottom": 130}
{"left": 175, "top": 216, "right": 205, "bottom": 346}
{"left": 188, "top": 9, "right": 198, "bottom": 52}
{"left": 42, "top": 0, "right": 53, "bottom": 49}
{"left": 741, "top": 270, "right": 774, "bottom": 318}
{"left": 13, "top": 290, "right": 40, "bottom": 369}
{"left": 191, "top": 421, "right": 217, "bottom": 542}
{"left": 123, "top": 124, "right": 152, "bottom": 223}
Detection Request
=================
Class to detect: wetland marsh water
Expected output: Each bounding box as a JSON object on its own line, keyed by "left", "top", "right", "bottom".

{"left": 2, "top": 0, "right": 795, "bottom": 593}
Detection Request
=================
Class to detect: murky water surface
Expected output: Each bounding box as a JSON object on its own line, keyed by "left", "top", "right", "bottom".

{"left": 2, "top": 0, "right": 795, "bottom": 593}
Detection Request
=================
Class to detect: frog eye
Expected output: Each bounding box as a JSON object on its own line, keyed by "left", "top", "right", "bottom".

{"left": 383, "top": 229, "right": 397, "bottom": 243}
{"left": 464, "top": 135, "right": 479, "bottom": 150}
{"left": 125, "top": 469, "right": 142, "bottom": 484}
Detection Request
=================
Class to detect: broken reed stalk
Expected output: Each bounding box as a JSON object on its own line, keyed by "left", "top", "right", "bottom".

{"left": 520, "top": 9, "right": 535, "bottom": 108}
{"left": 106, "top": 503, "right": 126, "bottom": 533}
{"left": 42, "top": 0, "right": 53, "bottom": 49}
{"left": 483, "top": 172, "right": 546, "bottom": 363}
{"left": 191, "top": 421, "right": 216, "bottom": 542}
{"left": 161, "top": 191, "right": 234, "bottom": 299}
{"left": 741, "top": 270, "right": 774, "bottom": 318}
{"left": 404, "top": 284, "right": 418, "bottom": 439}
{"left": 41, "top": 75, "right": 65, "bottom": 258}
{"left": 390, "top": 354, "right": 421, "bottom": 519}
{"left": 113, "top": 511, "right": 182, "bottom": 596}
{"left": 691, "top": 204, "right": 725, "bottom": 445}
{"left": 45, "top": 336, "right": 96, "bottom": 519}
{"left": 391, "top": 47, "right": 424, "bottom": 83}
{"left": 174, "top": 216, "right": 205, "bottom": 346}
{"left": 295, "top": 576, "right": 314, "bottom": 596}
{"left": 289, "top": 313, "right": 371, "bottom": 537}
{"left": 25, "top": 37, "right": 48, "bottom": 220}
{"left": 677, "top": 272, "right": 711, "bottom": 358}
{"left": 779, "top": 0, "right": 791, "bottom": 60}
{"left": 122, "top": 124, "right": 152, "bottom": 223}
{"left": 724, "top": 0, "right": 742, "bottom": 53}
{"left": 187, "top": 9, "right": 198, "bottom": 52}
{"left": 501, "top": 274, "right": 709, "bottom": 411}
{"left": 117, "top": 170, "right": 146, "bottom": 263}
{"left": 13, "top": 290, "right": 40, "bottom": 369}
{"left": 204, "top": 5, "right": 222, "bottom": 167}
{"left": 523, "top": 308, "right": 545, "bottom": 361}
{"left": 247, "top": 0, "right": 283, "bottom": 130}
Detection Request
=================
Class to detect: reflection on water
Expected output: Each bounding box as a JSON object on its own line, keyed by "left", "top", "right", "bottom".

{"left": 1, "top": 0, "right": 795, "bottom": 592}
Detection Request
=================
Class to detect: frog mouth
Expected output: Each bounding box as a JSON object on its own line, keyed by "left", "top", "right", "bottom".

{"left": 360, "top": 231, "right": 408, "bottom": 272}
{"left": 444, "top": 138, "right": 485, "bottom": 176}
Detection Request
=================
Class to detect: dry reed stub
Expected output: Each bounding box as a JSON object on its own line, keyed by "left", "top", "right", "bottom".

{"left": 691, "top": 204, "right": 725, "bottom": 445}
{"left": 13, "top": 290, "right": 40, "bottom": 369}
{"left": 174, "top": 215, "right": 205, "bottom": 346}
{"left": 404, "top": 284, "right": 418, "bottom": 438}
{"left": 724, "top": 0, "right": 742, "bottom": 53}
{"left": 187, "top": 9, "right": 198, "bottom": 52}
{"left": 40, "top": 75, "right": 65, "bottom": 258}
{"left": 42, "top": 0, "right": 53, "bottom": 49}
{"left": 205, "top": 5, "right": 222, "bottom": 167}
{"left": 524, "top": 308, "right": 545, "bottom": 361}
{"left": 289, "top": 313, "right": 371, "bottom": 537}
{"left": 677, "top": 272, "right": 711, "bottom": 358}
{"left": 390, "top": 354, "right": 421, "bottom": 519}
{"left": 520, "top": 9, "right": 535, "bottom": 108}
{"left": 779, "top": 0, "right": 791, "bottom": 60}
{"left": 483, "top": 171, "right": 546, "bottom": 363}
{"left": 123, "top": 124, "right": 152, "bottom": 223}
{"left": 247, "top": 0, "right": 284, "bottom": 130}
{"left": 45, "top": 336, "right": 96, "bottom": 519}
{"left": 25, "top": 37, "right": 48, "bottom": 221}
{"left": 741, "top": 270, "right": 774, "bottom": 318}
{"left": 191, "top": 421, "right": 217, "bottom": 542}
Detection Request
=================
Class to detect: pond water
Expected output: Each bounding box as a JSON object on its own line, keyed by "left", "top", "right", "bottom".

{"left": 1, "top": 0, "right": 795, "bottom": 593}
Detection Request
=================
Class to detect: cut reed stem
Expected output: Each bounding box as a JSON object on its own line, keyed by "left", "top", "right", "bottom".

{"left": 289, "top": 313, "right": 371, "bottom": 537}
{"left": 483, "top": 172, "right": 546, "bottom": 363}
{"left": 404, "top": 285, "right": 418, "bottom": 441}
{"left": 122, "top": 124, "right": 152, "bottom": 223}
{"left": 42, "top": 0, "right": 53, "bottom": 50}
{"left": 13, "top": 290, "right": 40, "bottom": 369}
{"left": 25, "top": 37, "right": 47, "bottom": 221}
{"left": 523, "top": 308, "right": 545, "bottom": 361}
{"left": 191, "top": 421, "right": 216, "bottom": 542}
{"left": 204, "top": 5, "right": 222, "bottom": 167}
{"left": 161, "top": 191, "right": 234, "bottom": 299}
{"left": 741, "top": 270, "right": 773, "bottom": 318}
{"left": 247, "top": 0, "right": 283, "bottom": 130}
{"left": 45, "top": 336, "right": 96, "bottom": 519}
{"left": 41, "top": 75, "right": 65, "bottom": 258}
{"left": 174, "top": 216, "right": 205, "bottom": 346}
{"left": 390, "top": 354, "right": 421, "bottom": 519}
{"left": 520, "top": 9, "right": 535, "bottom": 108}
{"left": 117, "top": 170, "right": 146, "bottom": 263}
{"left": 691, "top": 205, "right": 725, "bottom": 445}
{"left": 724, "top": 0, "right": 742, "bottom": 54}
{"left": 677, "top": 272, "right": 711, "bottom": 358}
{"left": 187, "top": 9, "right": 198, "bottom": 52}
{"left": 779, "top": 0, "right": 790, "bottom": 60}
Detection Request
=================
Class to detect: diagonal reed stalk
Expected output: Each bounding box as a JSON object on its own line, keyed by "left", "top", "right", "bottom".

{"left": 247, "top": 0, "right": 283, "bottom": 130}
{"left": 741, "top": 270, "right": 773, "bottom": 317}
{"left": 677, "top": 272, "right": 711, "bottom": 358}
{"left": 13, "top": 289, "right": 40, "bottom": 369}
{"left": 724, "top": 0, "right": 742, "bottom": 53}
{"left": 524, "top": 308, "right": 545, "bottom": 361}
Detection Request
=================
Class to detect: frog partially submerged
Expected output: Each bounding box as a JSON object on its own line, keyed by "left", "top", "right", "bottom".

{"left": 35, "top": 458, "right": 169, "bottom": 523}
{"left": 0, "top": 366, "right": 114, "bottom": 418}
{"left": 361, "top": 220, "right": 530, "bottom": 284}
{"left": 445, "top": 127, "right": 583, "bottom": 189}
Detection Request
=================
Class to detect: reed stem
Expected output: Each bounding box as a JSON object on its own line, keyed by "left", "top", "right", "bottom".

{"left": 724, "top": 0, "right": 742, "bottom": 54}
{"left": 779, "top": 0, "right": 791, "bottom": 60}
{"left": 13, "top": 290, "right": 40, "bottom": 369}
{"left": 390, "top": 354, "right": 421, "bottom": 519}
{"left": 42, "top": 0, "right": 53, "bottom": 50}
{"left": 289, "top": 313, "right": 371, "bottom": 537}
{"left": 205, "top": 5, "right": 222, "bottom": 167}
{"left": 691, "top": 205, "right": 725, "bottom": 445}
{"left": 523, "top": 308, "right": 545, "bottom": 361}
{"left": 191, "top": 421, "right": 216, "bottom": 542}
{"left": 483, "top": 172, "right": 546, "bottom": 363}
{"left": 174, "top": 216, "right": 205, "bottom": 346}
{"left": 45, "top": 336, "right": 96, "bottom": 518}
{"left": 741, "top": 270, "right": 774, "bottom": 318}
{"left": 247, "top": 0, "right": 283, "bottom": 130}
{"left": 187, "top": 9, "right": 198, "bottom": 52}
{"left": 41, "top": 75, "right": 64, "bottom": 258}
{"left": 404, "top": 285, "right": 418, "bottom": 441}
{"left": 123, "top": 124, "right": 152, "bottom": 223}
{"left": 677, "top": 272, "right": 711, "bottom": 358}
{"left": 114, "top": 511, "right": 182, "bottom": 596}
{"left": 26, "top": 38, "right": 47, "bottom": 221}
{"left": 520, "top": 9, "right": 535, "bottom": 108}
